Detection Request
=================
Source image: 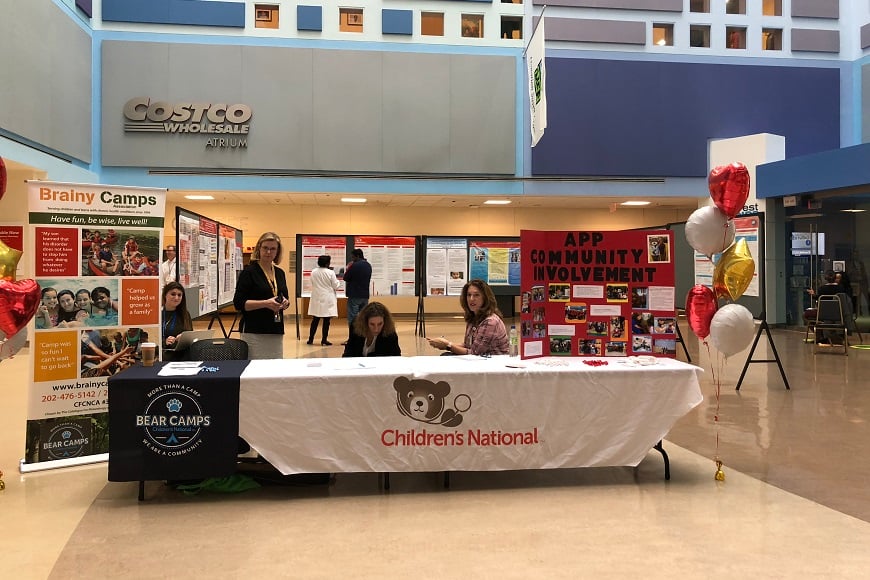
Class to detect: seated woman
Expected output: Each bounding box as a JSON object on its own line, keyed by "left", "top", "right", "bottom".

{"left": 161, "top": 282, "right": 193, "bottom": 354}
{"left": 427, "top": 279, "right": 509, "bottom": 356}
{"left": 342, "top": 301, "right": 401, "bottom": 358}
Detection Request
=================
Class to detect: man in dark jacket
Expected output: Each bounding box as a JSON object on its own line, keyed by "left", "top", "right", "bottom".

{"left": 342, "top": 248, "right": 372, "bottom": 341}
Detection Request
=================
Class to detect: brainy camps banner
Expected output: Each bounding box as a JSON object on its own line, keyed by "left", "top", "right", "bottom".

{"left": 519, "top": 230, "right": 676, "bottom": 359}
{"left": 23, "top": 181, "right": 166, "bottom": 471}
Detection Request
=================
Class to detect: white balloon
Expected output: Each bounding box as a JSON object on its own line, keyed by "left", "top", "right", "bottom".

{"left": 685, "top": 206, "right": 736, "bottom": 257}
{"left": 709, "top": 304, "right": 756, "bottom": 357}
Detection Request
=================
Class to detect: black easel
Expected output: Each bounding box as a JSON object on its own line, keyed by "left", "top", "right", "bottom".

{"left": 735, "top": 311, "right": 790, "bottom": 390}
{"left": 415, "top": 294, "right": 426, "bottom": 337}
{"left": 674, "top": 315, "right": 692, "bottom": 363}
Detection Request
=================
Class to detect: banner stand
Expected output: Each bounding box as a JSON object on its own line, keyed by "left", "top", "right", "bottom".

{"left": 20, "top": 453, "right": 108, "bottom": 474}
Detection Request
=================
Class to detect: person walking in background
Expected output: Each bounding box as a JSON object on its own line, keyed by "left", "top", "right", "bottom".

{"left": 427, "top": 279, "right": 509, "bottom": 356}
{"left": 342, "top": 248, "right": 372, "bottom": 342}
{"left": 342, "top": 301, "right": 401, "bottom": 357}
{"left": 307, "top": 254, "right": 341, "bottom": 346}
{"left": 233, "top": 232, "right": 290, "bottom": 359}
{"left": 160, "top": 244, "right": 177, "bottom": 287}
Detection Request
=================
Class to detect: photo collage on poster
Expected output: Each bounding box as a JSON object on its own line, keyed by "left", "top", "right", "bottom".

{"left": 34, "top": 226, "right": 161, "bottom": 380}
{"left": 519, "top": 230, "right": 677, "bottom": 359}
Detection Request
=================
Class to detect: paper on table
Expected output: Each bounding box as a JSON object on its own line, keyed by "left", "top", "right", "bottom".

{"left": 158, "top": 362, "right": 204, "bottom": 376}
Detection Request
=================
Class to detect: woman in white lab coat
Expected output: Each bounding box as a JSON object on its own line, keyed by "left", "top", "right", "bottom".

{"left": 307, "top": 254, "right": 341, "bottom": 345}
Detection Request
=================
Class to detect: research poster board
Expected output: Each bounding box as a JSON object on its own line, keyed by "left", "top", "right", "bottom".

{"left": 425, "top": 237, "right": 520, "bottom": 296}
{"left": 299, "top": 235, "right": 348, "bottom": 297}
{"left": 25, "top": 180, "right": 166, "bottom": 470}
{"left": 519, "top": 229, "right": 676, "bottom": 359}
{"left": 352, "top": 236, "right": 417, "bottom": 296}
{"left": 177, "top": 208, "right": 220, "bottom": 318}
{"left": 217, "top": 223, "right": 243, "bottom": 307}
{"left": 297, "top": 235, "right": 420, "bottom": 298}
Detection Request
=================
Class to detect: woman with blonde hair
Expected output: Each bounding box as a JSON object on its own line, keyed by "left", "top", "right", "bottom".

{"left": 233, "top": 232, "right": 290, "bottom": 359}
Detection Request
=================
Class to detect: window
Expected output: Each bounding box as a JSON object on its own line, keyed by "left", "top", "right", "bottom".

{"left": 421, "top": 12, "right": 444, "bottom": 36}
{"left": 689, "top": 25, "right": 710, "bottom": 48}
{"left": 763, "top": 0, "right": 782, "bottom": 16}
{"left": 652, "top": 23, "right": 673, "bottom": 47}
{"left": 339, "top": 8, "right": 363, "bottom": 33}
{"left": 461, "top": 14, "right": 484, "bottom": 39}
{"left": 726, "top": 26, "right": 746, "bottom": 49}
{"left": 690, "top": 0, "right": 709, "bottom": 13}
{"left": 254, "top": 5, "right": 279, "bottom": 29}
{"left": 762, "top": 28, "right": 782, "bottom": 51}
{"left": 501, "top": 16, "right": 522, "bottom": 40}
{"left": 726, "top": 0, "right": 746, "bottom": 15}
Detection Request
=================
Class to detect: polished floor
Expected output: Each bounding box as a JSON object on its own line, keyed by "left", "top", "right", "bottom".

{"left": 3, "top": 315, "right": 870, "bottom": 578}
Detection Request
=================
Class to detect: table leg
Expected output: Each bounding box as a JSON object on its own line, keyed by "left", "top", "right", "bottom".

{"left": 652, "top": 441, "right": 670, "bottom": 480}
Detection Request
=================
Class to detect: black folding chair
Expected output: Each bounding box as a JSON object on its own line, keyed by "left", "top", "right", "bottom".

{"left": 187, "top": 337, "right": 248, "bottom": 361}
{"left": 815, "top": 295, "right": 848, "bottom": 355}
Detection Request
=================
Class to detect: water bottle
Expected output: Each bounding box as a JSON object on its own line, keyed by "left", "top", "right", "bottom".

{"left": 509, "top": 325, "right": 519, "bottom": 357}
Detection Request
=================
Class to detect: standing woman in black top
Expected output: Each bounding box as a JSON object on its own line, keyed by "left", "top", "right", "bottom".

{"left": 233, "top": 232, "right": 290, "bottom": 359}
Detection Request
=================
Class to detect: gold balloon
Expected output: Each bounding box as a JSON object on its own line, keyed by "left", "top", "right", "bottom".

{"left": 714, "top": 460, "right": 726, "bottom": 482}
{"left": 713, "top": 238, "right": 755, "bottom": 301}
{"left": 0, "top": 239, "right": 23, "bottom": 282}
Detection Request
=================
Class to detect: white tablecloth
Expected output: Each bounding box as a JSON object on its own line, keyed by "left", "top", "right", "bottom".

{"left": 239, "top": 355, "right": 703, "bottom": 475}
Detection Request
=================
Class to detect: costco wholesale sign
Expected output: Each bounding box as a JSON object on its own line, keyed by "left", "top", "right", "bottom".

{"left": 24, "top": 181, "right": 166, "bottom": 471}
{"left": 519, "top": 229, "right": 677, "bottom": 359}
{"left": 123, "top": 97, "right": 252, "bottom": 149}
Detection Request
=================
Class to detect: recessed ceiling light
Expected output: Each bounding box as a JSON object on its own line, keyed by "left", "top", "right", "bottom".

{"left": 620, "top": 200, "right": 651, "bottom": 206}
{"left": 341, "top": 197, "right": 367, "bottom": 203}
{"left": 483, "top": 200, "right": 512, "bottom": 205}
{"left": 841, "top": 209, "right": 866, "bottom": 213}
{"left": 184, "top": 195, "right": 214, "bottom": 200}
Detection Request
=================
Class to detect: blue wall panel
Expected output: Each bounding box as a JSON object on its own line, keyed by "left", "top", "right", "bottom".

{"left": 297, "top": 6, "right": 323, "bottom": 31}
{"left": 531, "top": 58, "right": 840, "bottom": 177}
{"left": 382, "top": 10, "right": 413, "bottom": 35}
{"left": 102, "top": 0, "right": 245, "bottom": 28}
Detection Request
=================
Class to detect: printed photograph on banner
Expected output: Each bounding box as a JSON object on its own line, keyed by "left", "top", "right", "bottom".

{"left": 35, "top": 278, "right": 119, "bottom": 329}
{"left": 605, "top": 341, "right": 627, "bottom": 357}
{"left": 633, "top": 335, "right": 653, "bottom": 353}
{"left": 521, "top": 320, "right": 532, "bottom": 338}
{"left": 81, "top": 326, "right": 159, "bottom": 378}
{"left": 654, "top": 338, "right": 677, "bottom": 355}
{"left": 606, "top": 284, "right": 629, "bottom": 302}
{"left": 521, "top": 291, "right": 530, "bottom": 313}
{"left": 549, "top": 336, "right": 572, "bottom": 355}
{"left": 610, "top": 316, "right": 626, "bottom": 339}
{"left": 587, "top": 320, "right": 607, "bottom": 336}
{"left": 579, "top": 339, "right": 601, "bottom": 356}
{"left": 564, "top": 303, "right": 587, "bottom": 322}
{"left": 653, "top": 317, "right": 676, "bottom": 334}
{"left": 647, "top": 234, "right": 670, "bottom": 263}
{"left": 82, "top": 229, "right": 161, "bottom": 277}
{"left": 631, "top": 312, "right": 653, "bottom": 335}
{"left": 531, "top": 285, "right": 545, "bottom": 301}
{"left": 632, "top": 287, "right": 649, "bottom": 309}
{"left": 548, "top": 283, "right": 570, "bottom": 301}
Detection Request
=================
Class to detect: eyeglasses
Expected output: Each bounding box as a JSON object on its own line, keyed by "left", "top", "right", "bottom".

{"left": 260, "top": 246, "right": 278, "bottom": 253}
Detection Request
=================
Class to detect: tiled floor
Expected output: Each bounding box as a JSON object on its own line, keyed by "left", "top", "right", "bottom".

{"left": 3, "top": 316, "right": 870, "bottom": 578}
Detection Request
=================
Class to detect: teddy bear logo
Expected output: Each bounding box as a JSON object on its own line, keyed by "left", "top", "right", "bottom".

{"left": 393, "top": 376, "right": 471, "bottom": 427}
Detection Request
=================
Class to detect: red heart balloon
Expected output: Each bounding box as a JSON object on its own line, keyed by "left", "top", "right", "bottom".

{"left": 685, "top": 284, "right": 717, "bottom": 340}
{"left": 708, "top": 162, "right": 750, "bottom": 219}
{"left": 0, "top": 279, "right": 41, "bottom": 337}
{"left": 0, "top": 156, "right": 7, "bottom": 200}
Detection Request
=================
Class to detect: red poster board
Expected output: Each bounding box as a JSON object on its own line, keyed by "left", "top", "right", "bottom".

{"left": 519, "top": 230, "right": 677, "bottom": 359}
